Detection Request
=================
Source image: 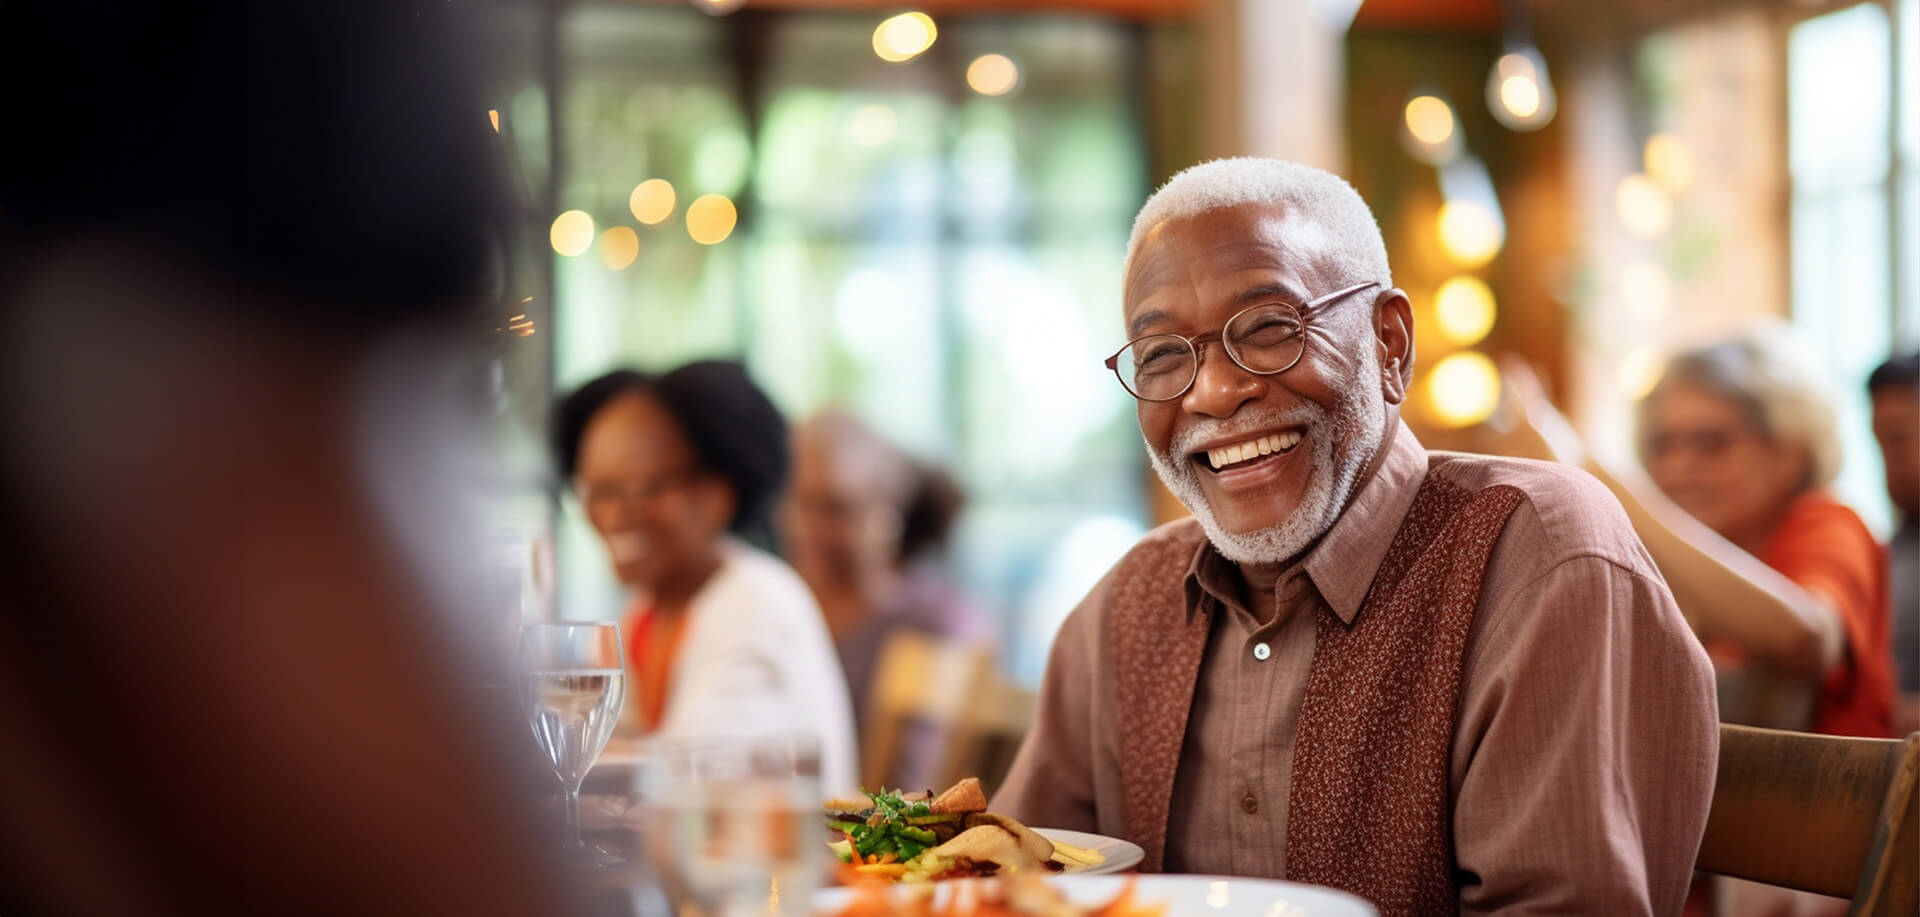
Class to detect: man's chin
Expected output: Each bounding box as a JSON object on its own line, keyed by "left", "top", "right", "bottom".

{"left": 1209, "top": 516, "right": 1287, "bottom": 539}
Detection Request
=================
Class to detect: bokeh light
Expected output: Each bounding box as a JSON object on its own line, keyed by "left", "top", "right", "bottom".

{"left": 1486, "top": 50, "right": 1557, "bottom": 131}
{"left": 549, "top": 210, "right": 594, "bottom": 257}
{"left": 1617, "top": 345, "right": 1666, "bottom": 400}
{"left": 1615, "top": 173, "right": 1674, "bottom": 239}
{"left": 1426, "top": 351, "right": 1503, "bottom": 428}
{"left": 967, "top": 54, "right": 1020, "bottom": 96}
{"left": 598, "top": 226, "right": 639, "bottom": 270}
{"left": 1433, "top": 276, "right": 1497, "bottom": 346}
{"left": 1437, "top": 200, "right": 1504, "bottom": 267}
{"left": 629, "top": 179, "right": 676, "bottom": 225}
{"left": 1621, "top": 259, "right": 1673, "bottom": 321}
{"left": 1644, "top": 133, "right": 1696, "bottom": 194}
{"left": 1404, "top": 95, "right": 1455, "bottom": 147}
{"left": 685, "top": 194, "right": 737, "bottom": 245}
{"left": 847, "top": 104, "right": 898, "bottom": 147}
{"left": 1498, "top": 75, "right": 1541, "bottom": 118}
{"left": 873, "top": 12, "right": 937, "bottom": 63}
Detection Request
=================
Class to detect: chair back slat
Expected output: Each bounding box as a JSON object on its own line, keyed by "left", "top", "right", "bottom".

{"left": 1697, "top": 724, "right": 1916, "bottom": 909}
{"left": 859, "top": 633, "right": 992, "bottom": 792}
{"left": 1848, "top": 733, "right": 1919, "bottom": 916}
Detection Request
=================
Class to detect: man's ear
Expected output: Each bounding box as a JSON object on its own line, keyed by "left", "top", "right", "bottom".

{"left": 1375, "top": 288, "right": 1415, "bottom": 405}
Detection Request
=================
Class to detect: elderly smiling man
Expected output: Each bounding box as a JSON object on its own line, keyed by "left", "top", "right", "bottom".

{"left": 993, "top": 159, "right": 1719, "bottom": 914}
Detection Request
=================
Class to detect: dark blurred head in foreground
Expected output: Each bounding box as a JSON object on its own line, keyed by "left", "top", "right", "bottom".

{"left": 0, "top": 3, "right": 586, "bottom": 915}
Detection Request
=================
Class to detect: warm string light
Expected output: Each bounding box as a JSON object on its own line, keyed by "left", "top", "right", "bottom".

{"left": 629, "top": 179, "right": 676, "bottom": 225}
{"left": 598, "top": 227, "right": 639, "bottom": 270}
{"left": 1644, "top": 133, "right": 1696, "bottom": 194}
{"left": 967, "top": 54, "right": 1019, "bottom": 96}
{"left": 1433, "top": 277, "right": 1497, "bottom": 347}
{"left": 1401, "top": 93, "right": 1460, "bottom": 165}
{"left": 685, "top": 194, "right": 737, "bottom": 245}
{"left": 1437, "top": 201, "right": 1503, "bottom": 267}
{"left": 873, "top": 12, "right": 936, "bottom": 63}
{"left": 1617, "top": 346, "right": 1664, "bottom": 399}
{"left": 1425, "top": 352, "right": 1502, "bottom": 427}
{"left": 1486, "top": 49, "right": 1556, "bottom": 131}
{"left": 549, "top": 210, "right": 594, "bottom": 256}
{"left": 1615, "top": 174, "right": 1673, "bottom": 239}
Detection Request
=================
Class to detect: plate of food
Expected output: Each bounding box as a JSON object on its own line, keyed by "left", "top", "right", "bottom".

{"left": 813, "top": 873, "right": 1378, "bottom": 916}
{"left": 823, "top": 779, "right": 1143, "bottom": 881}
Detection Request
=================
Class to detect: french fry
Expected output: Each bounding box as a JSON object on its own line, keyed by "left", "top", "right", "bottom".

{"left": 1048, "top": 839, "right": 1107, "bottom": 866}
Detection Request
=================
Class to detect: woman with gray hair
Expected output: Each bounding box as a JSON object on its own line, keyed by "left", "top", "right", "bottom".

{"left": 1499, "top": 325, "right": 1893, "bottom": 739}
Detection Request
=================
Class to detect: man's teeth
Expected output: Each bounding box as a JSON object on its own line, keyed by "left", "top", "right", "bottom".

{"left": 1205, "top": 431, "right": 1303, "bottom": 470}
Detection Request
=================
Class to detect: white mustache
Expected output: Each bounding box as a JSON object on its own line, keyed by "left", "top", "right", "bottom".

{"left": 1166, "top": 405, "right": 1325, "bottom": 460}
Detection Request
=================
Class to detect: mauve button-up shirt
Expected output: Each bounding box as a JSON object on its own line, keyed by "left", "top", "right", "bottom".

{"left": 994, "top": 422, "right": 1719, "bottom": 915}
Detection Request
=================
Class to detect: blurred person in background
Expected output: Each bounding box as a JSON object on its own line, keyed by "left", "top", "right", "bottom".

{"left": 0, "top": 2, "right": 587, "bottom": 914}
{"left": 780, "top": 410, "right": 993, "bottom": 789}
{"left": 1498, "top": 328, "right": 1893, "bottom": 741}
{"left": 554, "top": 362, "right": 856, "bottom": 795}
{"left": 1868, "top": 352, "right": 1919, "bottom": 734}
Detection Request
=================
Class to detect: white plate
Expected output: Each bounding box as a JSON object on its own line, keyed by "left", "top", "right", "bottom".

{"left": 814, "top": 873, "right": 1377, "bottom": 916}
{"left": 1035, "top": 828, "right": 1145, "bottom": 875}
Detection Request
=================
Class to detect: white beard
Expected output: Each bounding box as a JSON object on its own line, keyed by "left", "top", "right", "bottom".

{"left": 1145, "top": 360, "right": 1386, "bottom": 567}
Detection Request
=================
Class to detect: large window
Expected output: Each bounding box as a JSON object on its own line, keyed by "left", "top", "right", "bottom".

{"left": 538, "top": 6, "right": 1153, "bottom": 682}
{"left": 1788, "top": 0, "right": 1917, "bottom": 534}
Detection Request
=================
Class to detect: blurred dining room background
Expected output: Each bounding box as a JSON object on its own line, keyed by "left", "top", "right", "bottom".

{"left": 476, "top": 0, "right": 1917, "bottom": 790}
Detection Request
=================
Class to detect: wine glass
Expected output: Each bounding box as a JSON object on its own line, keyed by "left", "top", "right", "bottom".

{"left": 638, "top": 734, "right": 824, "bottom": 917}
{"left": 518, "top": 621, "right": 626, "bottom": 865}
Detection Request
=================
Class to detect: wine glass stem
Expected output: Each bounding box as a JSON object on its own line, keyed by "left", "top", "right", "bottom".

{"left": 563, "top": 784, "right": 585, "bottom": 849}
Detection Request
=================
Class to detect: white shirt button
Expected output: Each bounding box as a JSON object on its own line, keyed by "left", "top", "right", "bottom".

{"left": 1252, "top": 642, "right": 1272, "bottom": 661}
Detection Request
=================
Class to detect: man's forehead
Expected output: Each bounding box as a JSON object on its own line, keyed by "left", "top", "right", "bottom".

{"left": 1123, "top": 202, "right": 1335, "bottom": 317}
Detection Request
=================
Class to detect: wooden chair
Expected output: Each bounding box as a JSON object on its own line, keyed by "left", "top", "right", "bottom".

{"left": 859, "top": 632, "right": 993, "bottom": 792}
{"left": 943, "top": 676, "right": 1037, "bottom": 798}
{"left": 1696, "top": 724, "right": 1920, "bottom": 915}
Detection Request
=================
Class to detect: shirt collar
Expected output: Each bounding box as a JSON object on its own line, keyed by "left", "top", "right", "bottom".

{"left": 1183, "top": 420, "right": 1429, "bottom": 626}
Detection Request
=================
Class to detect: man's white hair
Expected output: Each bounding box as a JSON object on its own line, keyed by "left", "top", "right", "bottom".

{"left": 1124, "top": 157, "right": 1393, "bottom": 293}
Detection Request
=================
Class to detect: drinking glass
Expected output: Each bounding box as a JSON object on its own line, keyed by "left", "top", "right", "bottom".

{"left": 518, "top": 622, "right": 626, "bottom": 865}
{"left": 638, "top": 734, "right": 824, "bottom": 917}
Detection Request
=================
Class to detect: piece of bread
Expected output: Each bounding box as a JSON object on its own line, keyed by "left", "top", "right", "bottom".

{"left": 961, "top": 812, "right": 1053, "bottom": 863}
{"left": 823, "top": 796, "right": 871, "bottom": 816}
{"left": 927, "top": 777, "right": 988, "bottom": 815}
{"left": 931, "top": 825, "right": 1040, "bottom": 872}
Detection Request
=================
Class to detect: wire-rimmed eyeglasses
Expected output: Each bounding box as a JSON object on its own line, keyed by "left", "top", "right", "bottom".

{"left": 1103, "top": 281, "right": 1380, "bottom": 402}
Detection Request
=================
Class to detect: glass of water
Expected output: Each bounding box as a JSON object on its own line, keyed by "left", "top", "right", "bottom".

{"left": 638, "top": 734, "right": 824, "bottom": 917}
{"left": 518, "top": 621, "right": 626, "bottom": 865}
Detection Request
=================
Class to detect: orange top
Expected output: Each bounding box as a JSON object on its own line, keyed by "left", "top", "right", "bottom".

{"left": 1755, "top": 492, "right": 1894, "bottom": 737}
{"left": 624, "top": 603, "right": 689, "bottom": 733}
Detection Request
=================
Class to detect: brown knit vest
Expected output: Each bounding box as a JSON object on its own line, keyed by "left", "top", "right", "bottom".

{"left": 1109, "top": 475, "right": 1525, "bottom": 915}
